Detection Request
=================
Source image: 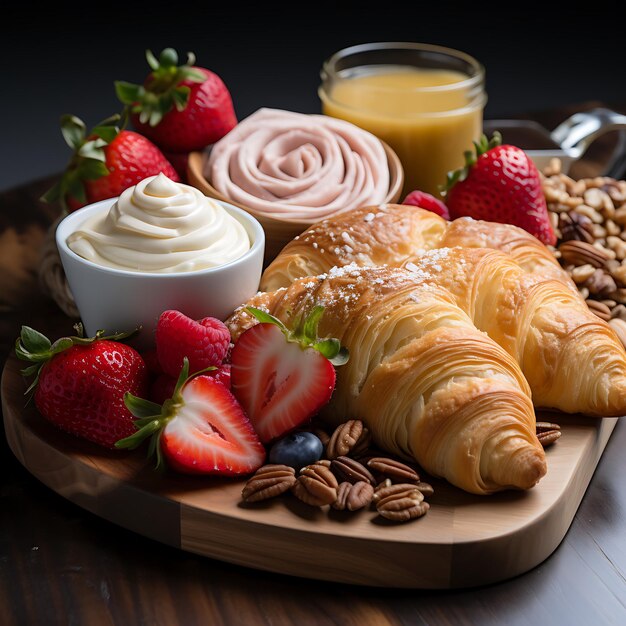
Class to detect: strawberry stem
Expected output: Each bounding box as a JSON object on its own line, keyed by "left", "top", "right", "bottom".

{"left": 245, "top": 306, "right": 349, "bottom": 366}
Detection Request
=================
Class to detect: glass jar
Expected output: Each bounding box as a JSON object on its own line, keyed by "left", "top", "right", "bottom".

{"left": 319, "top": 42, "right": 487, "bottom": 197}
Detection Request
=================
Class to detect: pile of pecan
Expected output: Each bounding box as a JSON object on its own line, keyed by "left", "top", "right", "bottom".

{"left": 242, "top": 420, "right": 560, "bottom": 522}
{"left": 241, "top": 419, "right": 433, "bottom": 523}
{"left": 542, "top": 159, "right": 626, "bottom": 347}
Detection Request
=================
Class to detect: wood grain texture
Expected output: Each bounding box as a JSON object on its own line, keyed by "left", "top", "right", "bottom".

{"left": 1, "top": 355, "right": 617, "bottom": 589}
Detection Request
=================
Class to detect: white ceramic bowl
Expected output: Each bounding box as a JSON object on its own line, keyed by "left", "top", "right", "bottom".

{"left": 56, "top": 197, "right": 265, "bottom": 347}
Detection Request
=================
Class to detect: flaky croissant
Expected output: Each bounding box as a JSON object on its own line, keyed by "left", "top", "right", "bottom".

{"left": 261, "top": 204, "right": 626, "bottom": 416}
{"left": 398, "top": 247, "right": 626, "bottom": 416}
{"left": 228, "top": 264, "right": 546, "bottom": 495}
{"left": 260, "top": 203, "right": 575, "bottom": 293}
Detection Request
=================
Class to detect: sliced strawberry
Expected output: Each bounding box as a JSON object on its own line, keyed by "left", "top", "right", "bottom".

{"left": 156, "top": 310, "right": 230, "bottom": 377}
{"left": 230, "top": 306, "right": 348, "bottom": 443}
{"left": 162, "top": 375, "right": 264, "bottom": 474}
{"left": 117, "top": 359, "right": 265, "bottom": 475}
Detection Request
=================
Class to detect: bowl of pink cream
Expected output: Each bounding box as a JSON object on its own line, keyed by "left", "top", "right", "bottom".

{"left": 187, "top": 108, "right": 403, "bottom": 260}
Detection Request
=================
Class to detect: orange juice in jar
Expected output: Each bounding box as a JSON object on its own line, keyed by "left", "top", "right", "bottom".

{"left": 319, "top": 43, "right": 486, "bottom": 197}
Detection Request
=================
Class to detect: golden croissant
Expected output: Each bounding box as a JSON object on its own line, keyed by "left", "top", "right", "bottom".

{"left": 228, "top": 263, "right": 547, "bottom": 495}
{"left": 261, "top": 204, "right": 626, "bottom": 416}
{"left": 260, "top": 203, "right": 572, "bottom": 292}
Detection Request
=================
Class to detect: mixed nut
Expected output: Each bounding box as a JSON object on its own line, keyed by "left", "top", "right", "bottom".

{"left": 543, "top": 159, "right": 626, "bottom": 347}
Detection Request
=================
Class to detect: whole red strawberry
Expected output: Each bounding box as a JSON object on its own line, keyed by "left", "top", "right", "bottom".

{"left": 155, "top": 310, "right": 231, "bottom": 378}
{"left": 116, "top": 48, "right": 237, "bottom": 153}
{"left": 42, "top": 114, "right": 179, "bottom": 212}
{"left": 15, "top": 325, "right": 148, "bottom": 448}
{"left": 445, "top": 133, "right": 556, "bottom": 246}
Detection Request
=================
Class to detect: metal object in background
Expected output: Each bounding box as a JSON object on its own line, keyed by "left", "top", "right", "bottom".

{"left": 484, "top": 108, "right": 626, "bottom": 178}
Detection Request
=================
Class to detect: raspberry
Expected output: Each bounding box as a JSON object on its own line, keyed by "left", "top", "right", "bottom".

{"left": 156, "top": 310, "right": 231, "bottom": 377}
{"left": 402, "top": 190, "right": 450, "bottom": 220}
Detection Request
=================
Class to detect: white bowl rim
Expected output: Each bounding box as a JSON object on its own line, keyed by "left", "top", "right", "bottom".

{"left": 55, "top": 197, "right": 265, "bottom": 279}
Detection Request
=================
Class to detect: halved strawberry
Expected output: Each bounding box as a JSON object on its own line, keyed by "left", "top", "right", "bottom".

{"left": 116, "top": 358, "right": 265, "bottom": 475}
{"left": 230, "top": 306, "right": 348, "bottom": 443}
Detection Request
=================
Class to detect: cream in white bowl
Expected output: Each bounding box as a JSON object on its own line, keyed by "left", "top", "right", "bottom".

{"left": 67, "top": 173, "right": 251, "bottom": 272}
{"left": 56, "top": 175, "right": 265, "bottom": 345}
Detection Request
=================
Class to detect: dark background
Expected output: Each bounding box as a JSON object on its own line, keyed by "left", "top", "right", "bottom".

{"left": 3, "top": 1, "right": 626, "bottom": 191}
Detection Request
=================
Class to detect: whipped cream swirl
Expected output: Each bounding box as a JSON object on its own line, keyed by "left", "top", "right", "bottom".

{"left": 206, "top": 108, "right": 390, "bottom": 221}
{"left": 67, "top": 174, "right": 250, "bottom": 273}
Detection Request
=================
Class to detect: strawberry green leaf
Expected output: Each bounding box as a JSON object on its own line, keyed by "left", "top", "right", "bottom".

{"left": 115, "top": 417, "right": 162, "bottom": 450}
{"left": 185, "top": 67, "right": 206, "bottom": 83}
{"left": 78, "top": 139, "right": 107, "bottom": 162}
{"left": 20, "top": 363, "right": 41, "bottom": 377}
{"left": 303, "top": 305, "right": 325, "bottom": 345}
{"left": 60, "top": 115, "right": 86, "bottom": 150}
{"left": 49, "top": 337, "right": 74, "bottom": 354}
{"left": 246, "top": 306, "right": 289, "bottom": 335}
{"left": 172, "top": 86, "right": 191, "bottom": 111}
{"left": 125, "top": 394, "right": 162, "bottom": 419}
{"left": 312, "top": 338, "right": 340, "bottom": 359}
{"left": 40, "top": 181, "right": 62, "bottom": 204}
{"left": 159, "top": 47, "right": 178, "bottom": 68}
{"left": 114, "top": 81, "right": 143, "bottom": 105}
{"left": 145, "top": 49, "right": 160, "bottom": 71}
{"left": 149, "top": 109, "right": 162, "bottom": 127}
{"left": 91, "top": 124, "right": 119, "bottom": 143}
{"left": 67, "top": 175, "right": 87, "bottom": 204}
{"left": 20, "top": 326, "right": 51, "bottom": 353}
{"left": 80, "top": 160, "right": 109, "bottom": 181}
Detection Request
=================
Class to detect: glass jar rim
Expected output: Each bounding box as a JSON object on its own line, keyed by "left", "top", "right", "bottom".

{"left": 321, "top": 42, "right": 485, "bottom": 94}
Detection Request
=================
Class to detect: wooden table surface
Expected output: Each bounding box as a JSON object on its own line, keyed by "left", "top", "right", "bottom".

{"left": 1, "top": 105, "right": 626, "bottom": 625}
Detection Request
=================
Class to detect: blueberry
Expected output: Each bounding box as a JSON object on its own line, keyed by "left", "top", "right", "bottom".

{"left": 269, "top": 431, "right": 323, "bottom": 470}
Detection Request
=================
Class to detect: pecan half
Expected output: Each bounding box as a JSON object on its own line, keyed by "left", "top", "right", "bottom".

{"left": 536, "top": 421, "right": 562, "bottom": 448}
{"left": 332, "top": 481, "right": 374, "bottom": 511}
{"left": 292, "top": 463, "right": 338, "bottom": 506}
{"left": 374, "top": 484, "right": 430, "bottom": 522}
{"left": 586, "top": 299, "right": 612, "bottom": 321}
{"left": 366, "top": 457, "right": 420, "bottom": 483}
{"left": 558, "top": 240, "right": 610, "bottom": 268}
{"left": 326, "top": 420, "right": 372, "bottom": 459}
{"left": 414, "top": 481, "right": 435, "bottom": 498}
{"left": 241, "top": 465, "right": 296, "bottom": 503}
{"left": 331, "top": 456, "right": 376, "bottom": 485}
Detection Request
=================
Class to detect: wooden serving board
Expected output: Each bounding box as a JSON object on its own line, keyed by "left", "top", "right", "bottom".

{"left": 1, "top": 355, "right": 618, "bottom": 589}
